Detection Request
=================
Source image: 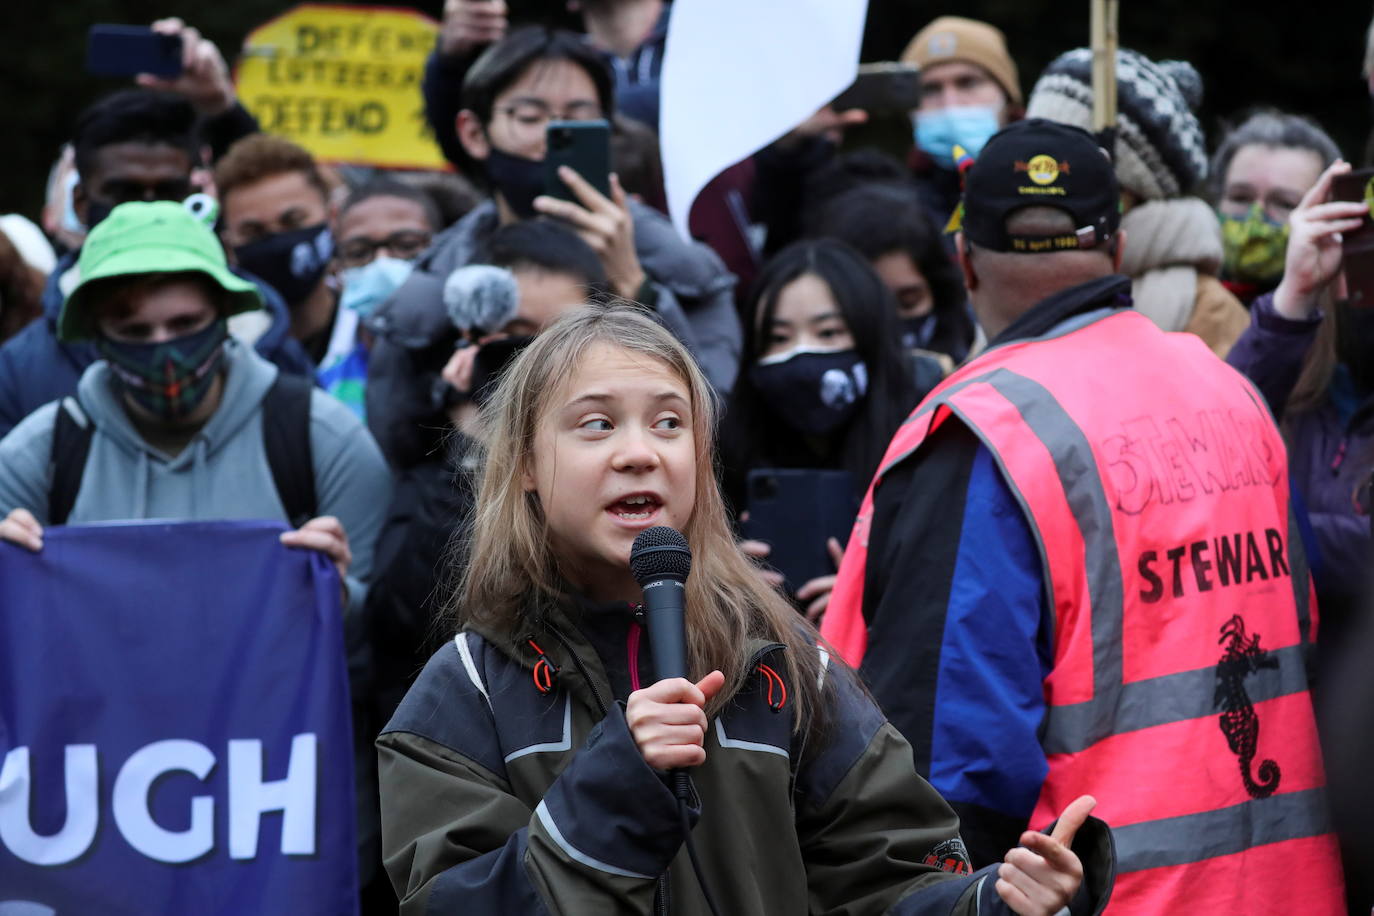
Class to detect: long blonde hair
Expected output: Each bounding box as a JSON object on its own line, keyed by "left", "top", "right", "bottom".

{"left": 456, "top": 303, "right": 831, "bottom": 730}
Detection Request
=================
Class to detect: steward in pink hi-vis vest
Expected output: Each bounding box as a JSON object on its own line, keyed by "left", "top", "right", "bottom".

{"left": 823, "top": 306, "right": 1344, "bottom": 914}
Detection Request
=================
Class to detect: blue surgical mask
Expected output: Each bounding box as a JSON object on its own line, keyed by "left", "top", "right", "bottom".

{"left": 61, "top": 171, "right": 85, "bottom": 234}
{"left": 915, "top": 106, "right": 1001, "bottom": 170}
{"left": 339, "top": 256, "right": 413, "bottom": 317}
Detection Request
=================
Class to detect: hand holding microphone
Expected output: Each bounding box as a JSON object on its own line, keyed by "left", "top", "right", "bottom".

{"left": 626, "top": 527, "right": 722, "bottom": 771}
{"left": 626, "top": 671, "right": 725, "bottom": 770}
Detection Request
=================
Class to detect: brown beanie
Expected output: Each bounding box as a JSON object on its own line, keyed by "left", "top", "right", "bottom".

{"left": 900, "top": 16, "right": 1022, "bottom": 107}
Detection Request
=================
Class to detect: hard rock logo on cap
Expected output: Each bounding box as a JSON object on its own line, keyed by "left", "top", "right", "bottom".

{"left": 1016, "top": 155, "right": 1070, "bottom": 186}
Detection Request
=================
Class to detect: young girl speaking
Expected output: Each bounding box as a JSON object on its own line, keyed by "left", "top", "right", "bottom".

{"left": 377, "top": 305, "right": 1111, "bottom": 915}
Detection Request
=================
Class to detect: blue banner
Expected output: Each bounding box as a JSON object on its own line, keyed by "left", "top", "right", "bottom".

{"left": 0, "top": 521, "right": 357, "bottom": 915}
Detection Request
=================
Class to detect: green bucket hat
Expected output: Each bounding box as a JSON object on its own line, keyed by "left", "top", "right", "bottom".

{"left": 59, "top": 200, "right": 263, "bottom": 342}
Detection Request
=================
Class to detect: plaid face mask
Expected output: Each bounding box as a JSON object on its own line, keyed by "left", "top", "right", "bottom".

{"left": 97, "top": 319, "right": 229, "bottom": 422}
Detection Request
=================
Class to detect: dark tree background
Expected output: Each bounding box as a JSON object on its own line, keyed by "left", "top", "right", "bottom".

{"left": 3, "top": 0, "right": 1370, "bottom": 218}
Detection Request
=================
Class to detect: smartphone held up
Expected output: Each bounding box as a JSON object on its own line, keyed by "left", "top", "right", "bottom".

{"left": 86, "top": 25, "right": 183, "bottom": 79}
{"left": 1331, "top": 168, "right": 1374, "bottom": 307}
{"left": 544, "top": 119, "right": 612, "bottom": 204}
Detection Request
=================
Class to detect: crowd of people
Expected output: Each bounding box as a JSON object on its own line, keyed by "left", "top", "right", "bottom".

{"left": 0, "top": 2, "right": 1371, "bottom": 914}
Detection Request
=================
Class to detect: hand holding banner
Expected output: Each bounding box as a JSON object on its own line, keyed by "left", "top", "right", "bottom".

{"left": 0, "top": 521, "right": 357, "bottom": 915}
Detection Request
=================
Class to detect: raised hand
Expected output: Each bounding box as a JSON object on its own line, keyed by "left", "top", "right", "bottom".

{"left": 440, "top": 0, "right": 508, "bottom": 57}
{"left": 996, "top": 795, "right": 1095, "bottom": 916}
{"left": 1273, "top": 160, "right": 1367, "bottom": 320}
{"left": 136, "top": 19, "right": 236, "bottom": 116}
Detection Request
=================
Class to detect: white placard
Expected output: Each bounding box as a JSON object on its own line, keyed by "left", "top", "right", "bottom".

{"left": 659, "top": 0, "right": 869, "bottom": 239}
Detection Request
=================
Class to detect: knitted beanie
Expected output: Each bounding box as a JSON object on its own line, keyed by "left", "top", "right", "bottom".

{"left": 1025, "top": 48, "right": 1207, "bottom": 201}
{"left": 901, "top": 17, "right": 1022, "bottom": 107}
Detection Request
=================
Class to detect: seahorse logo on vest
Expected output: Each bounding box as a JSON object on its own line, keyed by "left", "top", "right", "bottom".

{"left": 1215, "top": 615, "right": 1281, "bottom": 799}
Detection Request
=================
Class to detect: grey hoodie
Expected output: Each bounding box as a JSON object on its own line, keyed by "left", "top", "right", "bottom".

{"left": 0, "top": 339, "right": 393, "bottom": 624}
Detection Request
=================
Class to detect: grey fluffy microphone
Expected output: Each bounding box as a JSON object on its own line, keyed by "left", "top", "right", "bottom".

{"left": 442, "top": 264, "right": 518, "bottom": 335}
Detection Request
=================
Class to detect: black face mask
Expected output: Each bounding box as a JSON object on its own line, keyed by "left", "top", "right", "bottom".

{"left": 900, "top": 314, "right": 938, "bottom": 350}
{"left": 484, "top": 149, "right": 544, "bottom": 220}
{"left": 471, "top": 335, "right": 535, "bottom": 406}
{"left": 749, "top": 348, "right": 869, "bottom": 438}
{"left": 233, "top": 224, "right": 333, "bottom": 309}
{"left": 1336, "top": 300, "right": 1374, "bottom": 392}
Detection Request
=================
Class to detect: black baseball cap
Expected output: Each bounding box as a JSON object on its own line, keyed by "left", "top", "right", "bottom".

{"left": 961, "top": 118, "right": 1120, "bottom": 254}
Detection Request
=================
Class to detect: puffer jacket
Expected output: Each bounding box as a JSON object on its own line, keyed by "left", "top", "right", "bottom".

{"left": 363, "top": 199, "right": 740, "bottom": 467}
{"left": 378, "top": 598, "right": 1114, "bottom": 915}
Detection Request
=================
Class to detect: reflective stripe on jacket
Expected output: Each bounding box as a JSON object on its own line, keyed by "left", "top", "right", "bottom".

{"left": 825, "top": 308, "right": 1343, "bottom": 914}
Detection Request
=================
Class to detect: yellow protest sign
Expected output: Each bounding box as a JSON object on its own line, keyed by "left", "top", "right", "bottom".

{"left": 235, "top": 3, "right": 447, "bottom": 170}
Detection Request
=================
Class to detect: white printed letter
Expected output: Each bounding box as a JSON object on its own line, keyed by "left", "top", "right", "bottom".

{"left": 112, "top": 739, "right": 215, "bottom": 863}
{"left": 0, "top": 746, "right": 98, "bottom": 865}
{"left": 228, "top": 734, "right": 317, "bottom": 859}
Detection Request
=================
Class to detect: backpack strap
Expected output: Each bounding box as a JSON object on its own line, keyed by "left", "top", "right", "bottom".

{"left": 49, "top": 396, "right": 94, "bottom": 526}
{"left": 262, "top": 373, "right": 317, "bottom": 528}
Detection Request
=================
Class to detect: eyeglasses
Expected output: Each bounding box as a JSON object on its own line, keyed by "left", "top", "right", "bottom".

{"left": 336, "top": 230, "right": 432, "bottom": 267}
{"left": 495, "top": 100, "right": 605, "bottom": 137}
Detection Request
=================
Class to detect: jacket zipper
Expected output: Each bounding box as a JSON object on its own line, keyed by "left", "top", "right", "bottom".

{"left": 547, "top": 616, "right": 671, "bottom": 912}
{"left": 626, "top": 604, "right": 670, "bottom": 916}
{"left": 656, "top": 872, "right": 670, "bottom": 916}
{"left": 543, "top": 621, "right": 610, "bottom": 717}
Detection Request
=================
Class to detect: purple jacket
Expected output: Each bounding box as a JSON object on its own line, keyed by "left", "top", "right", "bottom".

{"left": 1227, "top": 293, "right": 1374, "bottom": 605}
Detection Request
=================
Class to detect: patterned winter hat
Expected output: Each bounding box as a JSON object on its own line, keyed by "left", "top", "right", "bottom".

{"left": 1026, "top": 48, "right": 1207, "bottom": 201}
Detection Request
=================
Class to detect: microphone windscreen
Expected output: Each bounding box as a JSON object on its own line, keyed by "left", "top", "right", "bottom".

{"left": 443, "top": 264, "right": 519, "bottom": 334}
{"left": 630, "top": 526, "right": 692, "bottom": 584}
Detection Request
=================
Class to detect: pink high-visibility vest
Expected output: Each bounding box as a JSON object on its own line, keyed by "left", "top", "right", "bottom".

{"left": 823, "top": 309, "right": 1344, "bottom": 914}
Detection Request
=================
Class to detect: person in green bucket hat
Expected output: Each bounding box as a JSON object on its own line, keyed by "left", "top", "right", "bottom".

{"left": 56, "top": 199, "right": 264, "bottom": 423}
{"left": 0, "top": 196, "right": 392, "bottom": 613}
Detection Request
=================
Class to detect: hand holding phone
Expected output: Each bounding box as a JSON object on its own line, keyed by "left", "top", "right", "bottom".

{"left": 1274, "top": 160, "right": 1368, "bottom": 319}
{"left": 137, "top": 19, "right": 237, "bottom": 116}
{"left": 1330, "top": 165, "right": 1374, "bottom": 308}
{"left": 741, "top": 470, "right": 857, "bottom": 598}
{"left": 533, "top": 119, "right": 646, "bottom": 299}
{"left": 829, "top": 63, "right": 923, "bottom": 114}
{"left": 440, "top": 0, "right": 509, "bottom": 56}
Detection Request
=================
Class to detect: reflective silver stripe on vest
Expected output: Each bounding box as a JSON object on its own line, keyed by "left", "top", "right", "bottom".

{"left": 940, "top": 369, "right": 1127, "bottom": 743}
{"left": 1113, "top": 787, "right": 1332, "bottom": 873}
{"left": 1041, "top": 645, "right": 1310, "bottom": 756}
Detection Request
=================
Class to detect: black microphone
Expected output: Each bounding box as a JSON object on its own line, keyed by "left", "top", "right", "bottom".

{"left": 629, "top": 526, "right": 725, "bottom": 916}
{"left": 630, "top": 526, "right": 692, "bottom": 682}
